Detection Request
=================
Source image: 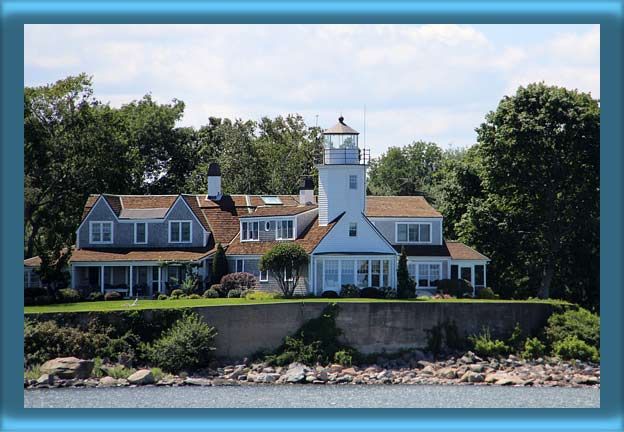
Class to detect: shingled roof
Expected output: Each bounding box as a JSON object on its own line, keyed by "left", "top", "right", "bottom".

{"left": 393, "top": 241, "right": 490, "bottom": 261}
{"left": 70, "top": 247, "right": 213, "bottom": 263}
{"left": 366, "top": 196, "right": 442, "bottom": 218}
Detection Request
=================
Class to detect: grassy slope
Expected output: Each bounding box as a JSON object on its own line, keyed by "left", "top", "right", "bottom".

{"left": 24, "top": 297, "right": 571, "bottom": 314}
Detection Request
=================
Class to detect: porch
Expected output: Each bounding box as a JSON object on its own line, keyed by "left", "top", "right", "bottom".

{"left": 71, "top": 263, "right": 200, "bottom": 297}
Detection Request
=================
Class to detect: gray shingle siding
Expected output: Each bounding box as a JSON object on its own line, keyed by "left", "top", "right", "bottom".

{"left": 78, "top": 197, "right": 206, "bottom": 249}
{"left": 226, "top": 257, "right": 309, "bottom": 296}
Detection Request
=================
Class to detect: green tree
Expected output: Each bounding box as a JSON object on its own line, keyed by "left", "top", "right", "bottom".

{"left": 455, "top": 83, "right": 599, "bottom": 304}
{"left": 211, "top": 242, "right": 228, "bottom": 285}
{"left": 396, "top": 247, "right": 415, "bottom": 299}
{"left": 259, "top": 243, "right": 309, "bottom": 298}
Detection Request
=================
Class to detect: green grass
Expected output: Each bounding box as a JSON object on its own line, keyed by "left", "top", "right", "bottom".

{"left": 23, "top": 297, "right": 571, "bottom": 314}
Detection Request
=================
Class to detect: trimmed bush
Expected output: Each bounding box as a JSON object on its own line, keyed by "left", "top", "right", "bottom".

{"left": 56, "top": 288, "right": 82, "bottom": 303}
{"left": 220, "top": 272, "right": 256, "bottom": 295}
{"left": 244, "top": 290, "right": 277, "bottom": 300}
{"left": 545, "top": 308, "right": 600, "bottom": 349}
{"left": 321, "top": 290, "right": 339, "bottom": 298}
{"left": 436, "top": 279, "right": 473, "bottom": 298}
{"left": 339, "top": 284, "right": 359, "bottom": 298}
{"left": 209, "top": 284, "right": 223, "bottom": 297}
{"left": 169, "top": 289, "right": 185, "bottom": 299}
{"left": 227, "top": 289, "right": 242, "bottom": 298}
{"left": 397, "top": 248, "right": 416, "bottom": 299}
{"left": 475, "top": 287, "right": 499, "bottom": 299}
{"left": 522, "top": 337, "right": 546, "bottom": 359}
{"left": 554, "top": 336, "right": 599, "bottom": 362}
{"left": 187, "top": 294, "right": 201, "bottom": 300}
{"left": 87, "top": 291, "right": 104, "bottom": 302}
{"left": 104, "top": 291, "right": 122, "bottom": 301}
{"left": 360, "top": 287, "right": 382, "bottom": 299}
{"left": 157, "top": 294, "right": 168, "bottom": 300}
{"left": 145, "top": 312, "right": 217, "bottom": 373}
{"left": 469, "top": 327, "right": 510, "bottom": 357}
{"left": 380, "top": 287, "right": 397, "bottom": 299}
{"left": 202, "top": 288, "right": 219, "bottom": 299}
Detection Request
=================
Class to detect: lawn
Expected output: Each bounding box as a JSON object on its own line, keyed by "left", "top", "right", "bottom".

{"left": 23, "top": 297, "right": 571, "bottom": 314}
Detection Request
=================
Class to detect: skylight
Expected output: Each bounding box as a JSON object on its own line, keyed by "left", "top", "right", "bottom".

{"left": 261, "top": 196, "right": 283, "bottom": 205}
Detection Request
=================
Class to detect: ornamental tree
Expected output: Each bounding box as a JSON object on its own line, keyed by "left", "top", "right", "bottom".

{"left": 211, "top": 242, "right": 228, "bottom": 285}
{"left": 397, "top": 247, "right": 416, "bottom": 299}
{"left": 259, "top": 243, "right": 309, "bottom": 298}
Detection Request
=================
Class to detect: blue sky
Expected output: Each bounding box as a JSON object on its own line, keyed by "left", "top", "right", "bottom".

{"left": 24, "top": 24, "right": 599, "bottom": 156}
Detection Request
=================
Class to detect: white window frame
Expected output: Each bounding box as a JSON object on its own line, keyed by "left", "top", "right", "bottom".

{"left": 259, "top": 269, "right": 269, "bottom": 282}
{"left": 134, "top": 222, "right": 148, "bottom": 244}
{"left": 241, "top": 221, "right": 260, "bottom": 242}
{"left": 395, "top": 222, "right": 433, "bottom": 244}
{"left": 89, "top": 221, "right": 114, "bottom": 244}
{"left": 168, "top": 220, "right": 193, "bottom": 244}
{"left": 349, "top": 222, "right": 357, "bottom": 237}
{"left": 276, "top": 219, "right": 294, "bottom": 240}
{"left": 408, "top": 262, "right": 442, "bottom": 289}
{"left": 349, "top": 175, "right": 357, "bottom": 190}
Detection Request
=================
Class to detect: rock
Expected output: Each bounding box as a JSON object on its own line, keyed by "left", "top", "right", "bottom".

{"left": 285, "top": 365, "right": 310, "bottom": 383}
{"left": 417, "top": 360, "right": 434, "bottom": 369}
{"left": 459, "top": 352, "right": 475, "bottom": 364}
{"left": 262, "top": 367, "right": 275, "bottom": 373}
{"left": 185, "top": 377, "right": 212, "bottom": 386}
{"left": 469, "top": 364, "right": 485, "bottom": 373}
{"left": 420, "top": 365, "right": 435, "bottom": 375}
{"left": 336, "top": 375, "right": 353, "bottom": 383}
{"left": 342, "top": 367, "right": 358, "bottom": 375}
{"left": 495, "top": 374, "right": 526, "bottom": 386}
{"left": 99, "top": 376, "right": 118, "bottom": 387}
{"left": 460, "top": 371, "right": 485, "bottom": 383}
{"left": 212, "top": 378, "right": 239, "bottom": 386}
{"left": 127, "top": 369, "right": 155, "bottom": 385}
{"left": 36, "top": 374, "right": 53, "bottom": 385}
{"left": 573, "top": 375, "right": 599, "bottom": 385}
{"left": 254, "top": 373, "right": 281, "bottom": 383}
{"left": 41, "top": 357, "right": 94, "bottom": 379}
{"left": 437, "top": 368, "right": 457, "bottom": 379}
{"left": 376, "top": 370, "right": 394, "bottom": 380}
{"left": 305, "top": 375, "right": 317, "bottom": 383}
{"left": 327, "top": 364, "right": 344, "bottom": 373}
{"left": 225, "top": 366, "right": 246, "bottom": 380}
{"left": 317, "top": 370, "right": 329, "bottom": 381}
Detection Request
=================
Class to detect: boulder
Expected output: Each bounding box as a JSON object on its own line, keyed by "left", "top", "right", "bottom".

{"left": 99, "top": 376, "right": 118, "bottom": 387}
{"left": 36, "top": 374, "right": 54, "bottom": 385}
{"left": 469, "top": 364, "right": 485, "bottom": 373}
{"left": 420, "top": 365, "right": 435, "bottom": 375}
{"left": 437, "top": 368, "right": 457, "bottom": 379}
{"left": 376, "top": 370, "right": 394, "bottom": 380}
{"left": 494, "top": 374, "right": 526, "bottom": 386}
{"left": 225, "top": 366, "right": 246, "bottom": 380}
{"left": 573, "top": 375, "right": 599, "bottom": 385}
{"left": 460, "top": 371, "right": 485, "bottom": 383}
{"left": 212, "top": 378, "right": 240, "bottom": 386}
{"left": 185, "top": 377, "right": 212, "bottom": 386}
{"left": 342, "top": 367, "right": 358, "bottom": 376}
{"left": 127, "top": 369, "right": 155, "bottom": 385}
{"left": 41, "top": 357, "right": 94, "bottom": 379}
{"left": 254, "top": 373, "right": 281, "bottom": 383}
{"left": 285, "top": 364, "right": 310, "bottom": 383}
{"left": 336, "top": 375, "right": 353, "bottom": 383}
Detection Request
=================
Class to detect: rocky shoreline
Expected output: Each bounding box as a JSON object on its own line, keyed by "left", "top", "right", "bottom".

{"left": 25, "top": 352, "right": 600, "bottom": 390}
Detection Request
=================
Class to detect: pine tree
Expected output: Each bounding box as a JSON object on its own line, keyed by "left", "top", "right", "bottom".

{"left": 397, "top": 247, "right": 415, "bottom": 299}
{"left": 211, "top": 242, "right": 228, "bottom": 285}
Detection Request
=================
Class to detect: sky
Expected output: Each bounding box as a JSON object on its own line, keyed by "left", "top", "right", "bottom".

{"left": 24, "top": 24, "right": 600, "bottom": 156}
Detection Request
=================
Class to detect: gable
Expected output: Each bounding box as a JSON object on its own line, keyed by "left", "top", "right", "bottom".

{"left": 312, "top": 213, "right": 397, "bottom": 255}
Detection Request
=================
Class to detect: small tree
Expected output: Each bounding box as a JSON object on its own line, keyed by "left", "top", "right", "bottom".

{"left": 397, "top": 247, "right": 415, "bottom": 299}
{"left": 211, "top": 242, "right": 228, "bottom": 285}
{"left": 259, "top": 243, "right": 309, "bottom": 298}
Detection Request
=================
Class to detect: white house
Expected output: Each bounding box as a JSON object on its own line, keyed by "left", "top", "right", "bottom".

{"left": 26, "top": 117, "right": 489, "bottom": 296}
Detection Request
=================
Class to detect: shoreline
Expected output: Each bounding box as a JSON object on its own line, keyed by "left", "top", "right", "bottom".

{"left": 25, "top": 352, "right": 600, "bottom": 390}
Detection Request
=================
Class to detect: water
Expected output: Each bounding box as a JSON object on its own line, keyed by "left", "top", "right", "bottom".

{"left": 24, "top": 385, "right": 599, "bottom": 408}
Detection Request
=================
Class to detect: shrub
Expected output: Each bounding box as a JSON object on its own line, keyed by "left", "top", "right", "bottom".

{"left": 34, "top": 295, "right": 54, "bottom": 305}
{"left": 56, "top": 288, "right": 82, "bottom": 303}
{"left": 150, "top": 367, "right": 164, "bottom": 382}
{"left": 244, "top": 290, "right": 277, "bottom": 301}
{"left": 181, "top": 274, "right": 201, "bottom": 295}
{"left": 321, "top": 290, "right": 339, "bottom": 298}
{"left": 158, "top": 294, "right": 168, "bottom": 300}
{"left": 436, "top": 279, "right": 473, "bottom": 298}
{"left": 360, "top": 287, "right": 382, "bottom": 299}
{"left": 87, "top": 291, "right": 104, "bottom": 302}
{"left": 339, "top": 284, "right": 359, "bottom": 298}
{"left": 545, "top": 308, "right": 600, "bottom": 349}
{"left": 209, "top": 284, "right": 223, "bottom": 297}
{"left": 188, "top": 294, "right": 201, "bottom": 300}
{"left": 24, "top": 364, "right": 43, "bottom": 381}
{"left": 169, "top": 289, "right": 185, "bottom": 299}
{"left": 475, "top": 287, "right": 499, "bottom": 299}
{"left": 220, "top": 273, "right": 256, "bottom": 295}
{"left": 522, "top": 337, "right": 546, "bottom": 359}
{"left": 145, "top": 312, "right": 217, "bottom": 373}
{"left": 380, "top": 287, "right": 397, "bottom": 299}
{"left": 333, "top": 350, "right": 353, "bottom": 367}
{"left": 227, "top": 289, "right": 242, "bottom": 298}
{"left": 507, "top": 323, "right": 524, "bottom": 352}
{"left": 211, "top": 243, "right": 228, "bottom": 285}
{"left": 104, "top": 291, "right": 122, "bottom": 301}
{"left": 469, "top": 327, "right": 510, "bottom": 357}
{"left": 397, "top": 248, "right": 416, "bottom": 299}
{"left": 202, "top": 288, "right": 219, "bottom": 299}
{"left": 554, "top": 336, "right": 599, "bottom": 362}
{"left": 104, "top": 364, "right": 136, "bottom": 380}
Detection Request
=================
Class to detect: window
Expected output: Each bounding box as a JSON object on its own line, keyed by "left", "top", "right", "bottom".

{"left": 90, "top": 221, "right": 113, "bottom": 244}
{"left": 341, "top": 260, "right": 355, "bottom": 286}
{"left": 169, "top": 221, "right": 192, "bottom": 243}
{"left": 265, "top": 221, "right": 271, "bottom": 231}
{"left": 411, "top": 263, "right": 442, "bottom": 288}
{"left": 396, "top": 223, "right": 431, "bottom": 243}
{"left": 349, "top": 175, "right": 357, "bottom": 190}
{"left": 261, "top": 196, "right": 282, "bottom": 205}
{"left": 349, "top": 223, "right": 357, "bottom": 237}
{"left": 276, "top": 220, "right": 294, "bottom": 240}
{"left": 451, "top": 265, "right": 459, "bottom": 280}
{"left": 134, "top": 222, "right": 147, "bottom": 244}
{"left": 371, "top": 260, "right": 381, "bottom": 287}
{"left": 236, "top": 259, "right": 244, "bottom": 272}
{"left": 382, "top": 260, "right": 389, "bottom": 288}
{"left": 357, "top": 260, "right": 369, "bottom": 287}
{"left": 324, "top": 260, "right": 339, "bottom": 289}
{"left": 241, "top": 221, "right": 259, "bottom": 241}
{"left": 475, "top": 265, "right": 485, "bottom": 287}
{"left": 259, "top": 269, "right": 269, "bottom": 282}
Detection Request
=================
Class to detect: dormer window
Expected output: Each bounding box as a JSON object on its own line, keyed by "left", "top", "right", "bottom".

{"left": 276, "top": 220, "right": 294, "bottom": 240}
{"left": 134, "top": 222, "right": 147, "bottom": 244}
{"left": 241, "top": 221, "right": 259, "bottom": 241}
{"left": 90, "top": 221, "right": 113, "bottom": 244}
{"left": 396, "top": 222, "right": 431, "bottom": 243}
{"left": 169, "top": 221, "right": 192, "bottom": 243}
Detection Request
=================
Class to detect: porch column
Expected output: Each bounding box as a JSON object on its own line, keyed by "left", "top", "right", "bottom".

{"left": 100, "top": 265, "right": 105, "bottom": 293}
{"left": 70, "top": 266, "right": 76, "bottom": 289}
{"left": 129, "top": 265, "right": 134, "bottom": 297}
{"left": 158, "top": 266, "right": 162, "bottom": 293}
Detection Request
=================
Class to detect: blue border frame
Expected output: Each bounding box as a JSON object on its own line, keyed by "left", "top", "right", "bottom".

{"left": 2, "top": 1, "right": 622, "bottom": 430}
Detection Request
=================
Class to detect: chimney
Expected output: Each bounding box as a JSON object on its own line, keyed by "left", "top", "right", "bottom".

{"left": 207, "top": 162, "right": 222, "bottom": 200}
{"left": 299, "top": 177, "right": 315, "bottom": 205}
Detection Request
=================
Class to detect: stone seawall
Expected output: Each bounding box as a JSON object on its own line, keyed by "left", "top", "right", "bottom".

{"left": 31, "top": 302, "right": 558, "bottom": 359}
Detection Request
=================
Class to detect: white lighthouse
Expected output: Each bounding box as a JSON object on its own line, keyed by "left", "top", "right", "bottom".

{"left": 317, "top": 116, "right": 369, "bottom": 226}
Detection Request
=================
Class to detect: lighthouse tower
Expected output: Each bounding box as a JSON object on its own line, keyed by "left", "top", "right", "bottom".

{"left": 317, "top": 116, "right": 369, "bottom": 226}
